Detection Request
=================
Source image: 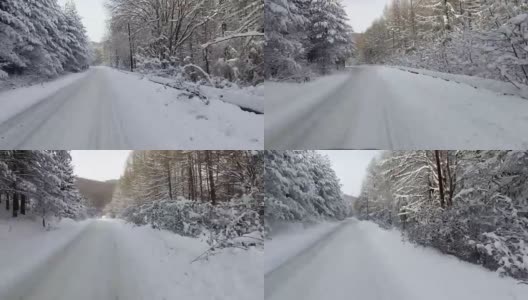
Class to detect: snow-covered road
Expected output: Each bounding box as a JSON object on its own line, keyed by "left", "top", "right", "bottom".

{"left": 0, "top": 66, "right": 263, "bottom": 149}
{"left": 0, "top": 219, "right": 262, "bottom": 300}
{"left": 265, "top": 66, "right": 528, "bottom": 149}
{"left": 16, "top": 221, "right": 141, "bottom": 300}
{"left": 265, "top": 219, "right": 528, "bottom": 300}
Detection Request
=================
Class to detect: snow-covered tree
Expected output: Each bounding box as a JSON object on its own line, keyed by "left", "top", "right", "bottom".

{"left": 359, "top": 150, "right": 528, "bottom": 281}
{"left": 264, "top": 150, "right": 349, "bottom": 233}
{"left": 359, "top": 0, "right": 528, "bottom": 86}
{"left": 105, "top": 151, "right": 264, "bottom": 249}
{"left": 264, "top": 0, "right": 355, "bottom": 79}
{"left": 105, "top": 0, "right": 264, "bottom": 85}
{"left": 0, "top": 0, "right": 90, "bottom": 78}
{"left": 306, "top": 0, "right": 354, "bottom": 73}
{"left": 0, "top": 151, "right": 86, "bottom": 226}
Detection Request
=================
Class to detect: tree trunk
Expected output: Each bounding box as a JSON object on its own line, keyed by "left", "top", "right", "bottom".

{"left": 206, "top": 151, "right": 216, "bottom": 205}
{"left": 167, "top": 164, "right": 173, "bottom": 200}
{"left": 20, "top": 194, "right": 26, "bottom": 215}
{"left": 443, "top": 0, "right": 450, "bottom": 31}
{"left": 410, "top": 0, "right": 416, "bottom": 43}
{"left": 446, "top": 153, "right": 454, "bottom": 207}
{"left": 5, "top": 194, "right": 9, "bottom": 210}
{"left": 188, "top": 154, "right": 195, "bottom": 200}
{"left": 128, "top": 23, "right": 134, "bottom": 72}
{"left": 12, "top": 193, "right": 18, "bottom": 217}
{"left": 198, "top": 153, "right": 204, "bottom": 201}
{"left": 435, "top": 150, "right": 445, "bottom": 208}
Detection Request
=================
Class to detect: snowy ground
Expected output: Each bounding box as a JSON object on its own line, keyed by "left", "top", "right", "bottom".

{"left": 0, "top": 218, "right": 262, "bottom": 300}
{"left": 265, "top": 221, "right": 345, "bottom": 274}
{"left": 265, "top": 65, "right": 528, "bottom": 149}
{"left": 265, "top": 218, "right": 528, "bottom": 300}
{"left": 0, "top": 66, "right": 263, "bottom": 149}
{"left": 145, "top": 74, "right": 264, "bottom": 113}
{"left": 393, "top": 65, "right": 528, "bottom": 100}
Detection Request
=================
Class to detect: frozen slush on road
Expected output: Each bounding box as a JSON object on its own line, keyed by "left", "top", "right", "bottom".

{"left": 0, "top": 66, "right": 262, "bottom": 149}
{"left": 265, "top": 66, "right": 528, "bottom": 150}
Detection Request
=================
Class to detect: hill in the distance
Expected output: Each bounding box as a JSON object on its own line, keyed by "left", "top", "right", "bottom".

{"left": 75, "top": 177, "right": 117, "bottom": 213}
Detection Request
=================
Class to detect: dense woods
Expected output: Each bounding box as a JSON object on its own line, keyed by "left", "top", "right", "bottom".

{"left": 104, "top": 0, "right": 264, "bottom": 85}
{"left": 105, "top": 151, "right": 264, "bottom": 247}
{"left": 0, "top": 151, "right": 85, "bottom": 226}
{"left": 359, "top": 0, "right": 528, "bottom": 85}
{"left": 357, "top": 151, "right": 528, "bottom": 281}
{"left": 265, "top": 0, "right": 355, "bottom": 79}
{"left": 0, "top": 0, "right": 90, "bottom": 79}
{"left": 264, "top": 151, "right": 349, "bottom": 233}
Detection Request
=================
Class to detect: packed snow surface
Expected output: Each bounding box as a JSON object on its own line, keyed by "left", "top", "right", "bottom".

{"left": 0, "top": 66, "right": 263, "bottom": 149}
{"left": 265, "top": 65, "right": 528, "bottom": 149}
{"left": 265, "top": 221, "right": 344, "bottom": 274}
{"left": 265, "top": 218, "right": 528, "bottom": 300}
{"left": 0, "top": 218, "right": 262, "bottom": 300}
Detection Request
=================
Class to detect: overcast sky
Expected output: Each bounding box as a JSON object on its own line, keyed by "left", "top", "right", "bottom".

{"left": 58, "top": 0, "right": 107, "bottom": 42}
{"left": 341, "top": 0, "right": 390, "bottom": 33}
{"left": 70, "top": 151, "right": 130, "bottom": 181}
{"left": 318, "top": 150, "right": 381, "bottom": 196}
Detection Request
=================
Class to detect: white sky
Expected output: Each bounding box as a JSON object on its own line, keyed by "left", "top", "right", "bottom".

{"left": 318, "top": 150, "right": 382, "bottom": 197}
{"left": 341, "top": 0, "right": 391, "bottom": 33}
{"left": 58, "top": 0, "right": 108, "bottom": 42}
{"left": 70, "top": 151, "right": 130, "bottom": 181}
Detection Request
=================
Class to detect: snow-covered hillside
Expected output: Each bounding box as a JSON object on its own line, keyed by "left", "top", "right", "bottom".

{"left": 0, "top": 218, "right": 262, "bottom": 300}
{"left": 265, "top": 219, "right": 528, "bottom": 300}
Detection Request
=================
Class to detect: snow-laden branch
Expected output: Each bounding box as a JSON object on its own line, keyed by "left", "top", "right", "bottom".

{"left": 201, "top": 31, "right": 264, "bottom": 49}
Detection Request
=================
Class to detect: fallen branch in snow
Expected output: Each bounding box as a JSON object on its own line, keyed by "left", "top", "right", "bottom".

{"left": 191, "top": 232, "right": 263, "bottom": 264}
{"left": 498, "top": 67, "right": 522, "bottom": 90}
{"left": 147, "top": 77, "right": 210, "bottom": 105}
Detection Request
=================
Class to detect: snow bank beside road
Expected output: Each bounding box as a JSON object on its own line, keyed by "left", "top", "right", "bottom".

{"left": 393, "top": 65, "right": 528, "bottom": 100}
{"left": 105, "top": 67, "right": 263, "bottom": 149}
{"left": 0, "top": 71, "right": 88, "bottom": 124}
{"left": 112, "top": 220, "right": 263, "bottom": 300}
{"left": 123, "top": 72, "right": 264, "bottom": 114}
{"left": 265, "top": 220, "right": 346, "bottom": 274}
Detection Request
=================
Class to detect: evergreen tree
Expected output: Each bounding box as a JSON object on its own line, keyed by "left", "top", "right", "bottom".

{"left": 0, "top": 0, "right": 90, "bottom": 78}
{"left": 264, "top": 150, "right": 348, "bottom": 232}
